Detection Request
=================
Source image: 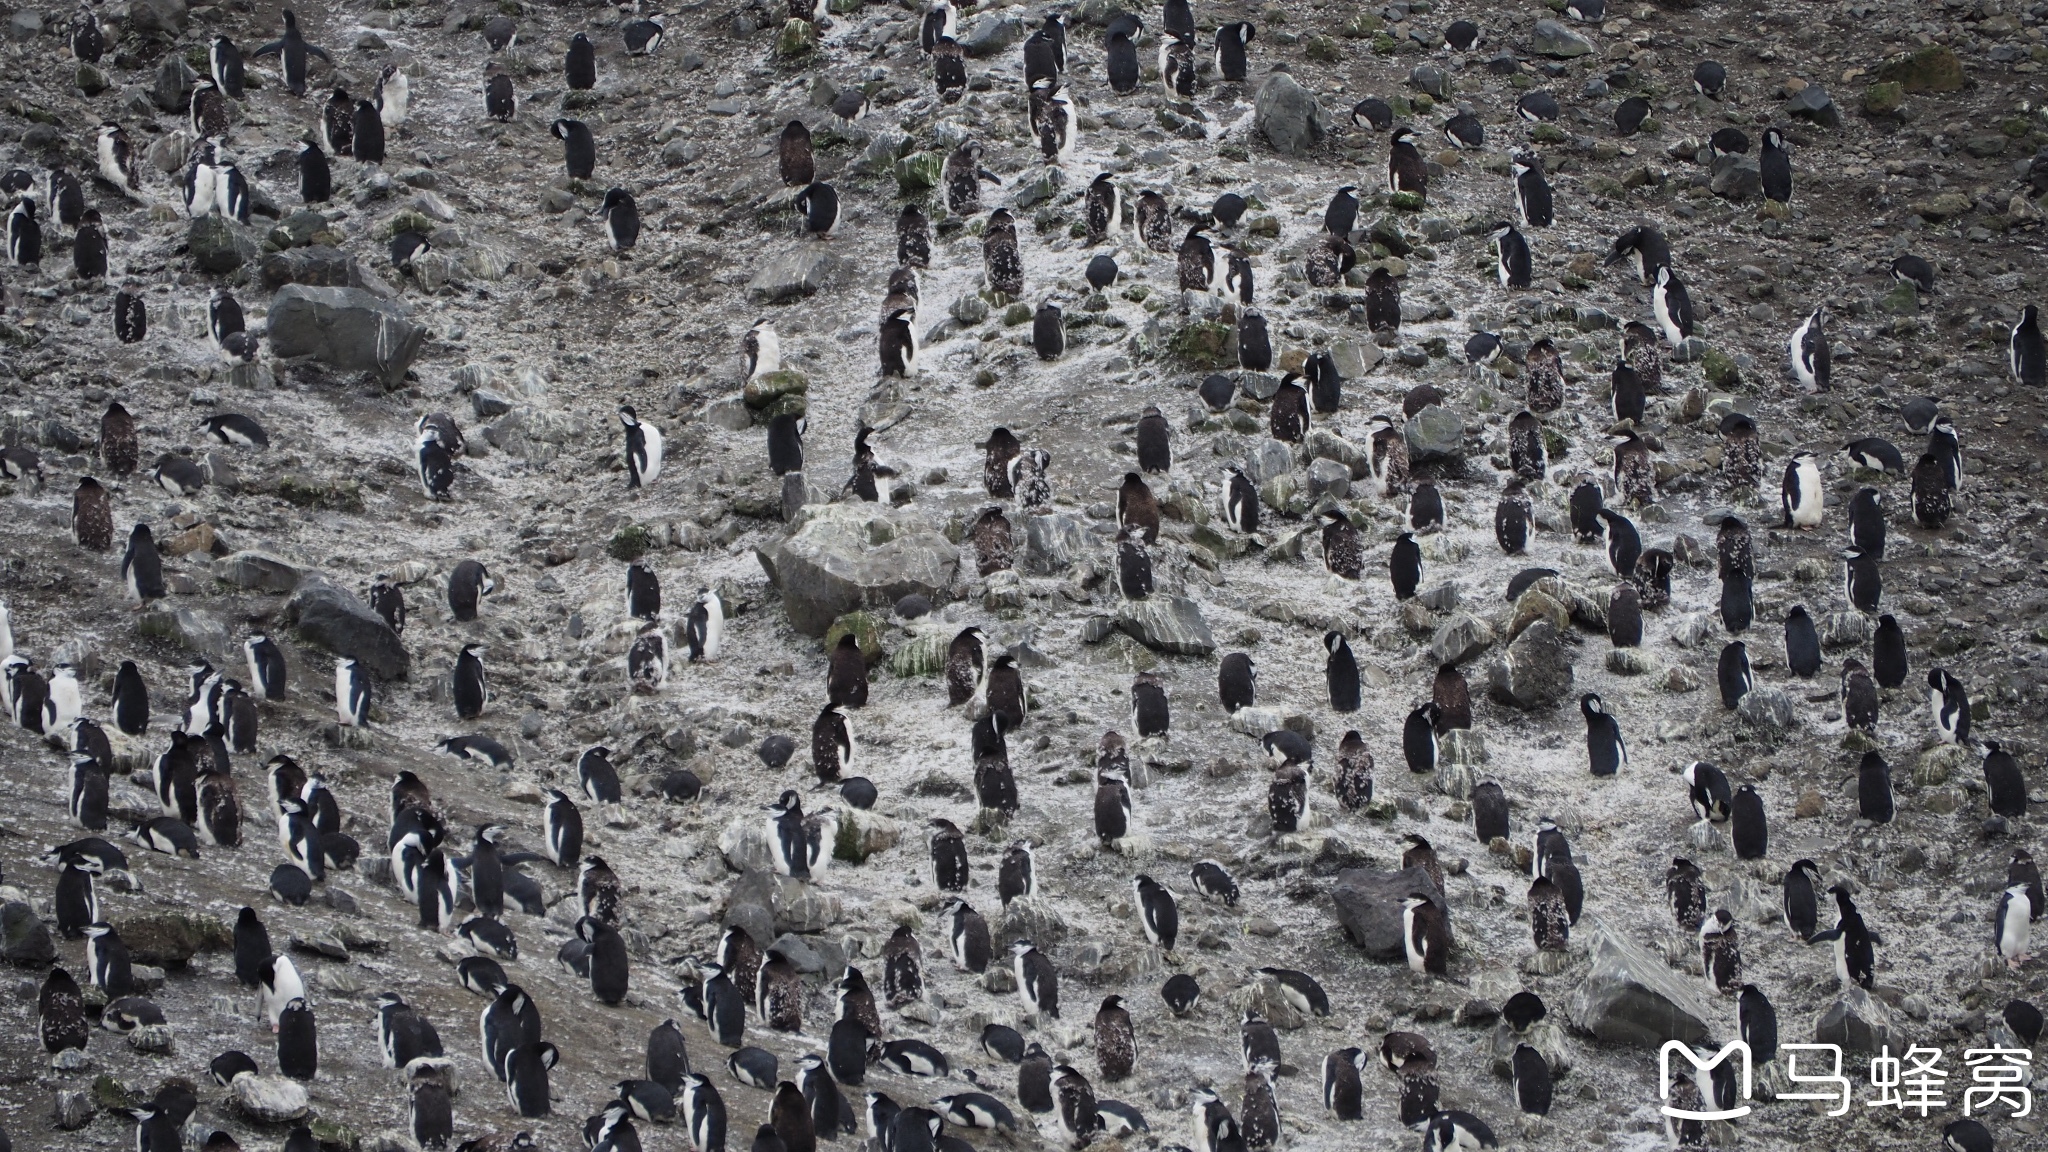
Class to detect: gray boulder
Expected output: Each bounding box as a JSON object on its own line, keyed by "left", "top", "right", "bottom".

{"left": 267, "top": 285, "right": 426, "bottom": 388}
{"left": 1404, "top": 405, "right": 1464, "bottom": 464}
{"left": 1709, "top": 155, "right": 1762, "bottom": 201}
{"left": 1304, "top": 429, "right": 1368, "bottom": 480}
{"left": 129, "top": 0, "right": 189, "bottom": 38}
{"left": 1114, "top": 595, "right": 1216, "bottom": 656}
{"left": 1531, "top": 18, "right": 1594, "bottom": 58}
{"left": 53, "top": 1089, "right": 95, "bottom": 1129}
{"left": 1430, "top": 613, "right": 1496, "bottom": 665}
{"left": 1242, "top": 439, "right": 1294, "bottom": 484}
{"left": 214, "top": 551, "right": 304, "bottom": 593}
{"left": 188, "top": 216, "right": 259, "bottom": 274}
{"left": 748, "top": 249, "right": 843, "bottom": 302}
{"left": 1021, "top": 514, "right": 1088, "bottom": 575}
{"left": 1786, "top": 84, "right": 1839, "bottom": 127}
{"left": 1566, "top": 920, "right": 1719, "bottom": 1047}
{"left": 8, "top": 11, "right": 42, "bottom": 41}
{"left": 152, "top": 54, "right": 196, "bottom": 110}
{"left": 1305, "top": 458, "right": 1350, "bottom": 500}
{"left": 229, "top": 1074, "right": 309, "bottom": 1123}
{"left": 1409, "top": 66, "right": 1450, "bottom": 100}
{"left": 1254, "top": 70, "right": 1331, "bottom": 156}
{"left": 138, "top": 607, "right": 232, "bottom": 661}
{"left": 284, "top": 577, "right": 410, "bottom": 679}
{"left": 962, "top": 13, "right": 1024, "bottom": 57}
{"left": 1736, "top": 687, "right": 1796, "bottom": 730}
{"left": 1, "top": 901, "right": 55, "bottom": 965}
{"left": 259, "top": 247, "right": 393, "bottom": 296}
{"left": 1815, "top": 986, "right": 1897, "bottom": 1055}
{"left": 1488, "top": 619, "right": 1573, "bottom": 709}
{"left": 1330, "top": 865, "right": 1450, "bottom": 962}
{"left": 756, "top": 503, "right": 959, "bottom": 636}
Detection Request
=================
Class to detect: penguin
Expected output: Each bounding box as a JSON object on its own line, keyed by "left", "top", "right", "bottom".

{"left": 1401, "top": 896, "right": 1450, "bottom": 975}
{"left": 1238, "top": 306, "right": 1273, "bottom": 369}
{"left": 1781, "top": 308, "right": 1834, "bottom": 396}
{"left": 541, "top": 787, "right": 583, "bottom": 868}
{"left": 1984, "top": 740, "right": 2027, "bottom": 818}
{"left": 565, "top": 31, "right": 596, "bottom": 88}
{"left": 417, "top": 430, "right": 455, "bottom": 499}
{"left": 96, "top": 123, "right": 144, "bottom": 204}
{"left": 1012, "top": 940, "right": 1059, "bottom": 1019}
{"left": 1884, "top": 256, "right": 1937, "bottom": 302}
{"left": 826, "top": 633, "right": 869, "bottom": 709}
{"left": 1730, "top": 784, "right": 1768, "bottom": 860}
{"left": 1388, "top": 126, "right": 1427, "bottom": 195}
{"left": 1443, "top": 110, "right": 1485, "bottom": 149}
{"left": 999, "top": 841, "right": 1036, "bottom": 905}
{"left": 1698, "top": 908, "right": 1743, "bottom": 994}
{"left": 1659, "top": 857, "right": 1706, "bottom": 934}
{"left": 1321, "top": 184, "right": 1361, "bottom": 241}
{"left": 1364, "top": 267, "right": 1400, "bottom": 332}
{"left": 71, "top": 207, "right": 108, "bottom": 279}
{"left": 1494, "top": 481, "right": 1532, "bottom": 554}
{"left": 548, "top": 118, "right": 596, "bottom": 180}
{"left": 619, "top": 405, "right": 663, "bottom": 489}
{"left": 1844, "top": 487, "right": 1888, "bottom": 562}
{"left": 1614, "top": 95, "right": 1651, "bottom": 135}
{"left": 1388, "top": 530, "right": 1421, "bottom": 598}
{"left": 190, "top": 79, "right": 231, "bottom": 141}
{"left": 725, "top": 1047, "right": 774, "bottom": 1089}
{"left": 6, "top": 198, "right": 40, "bottom": 266}
{"left": 450, "top": 644, "right": 489, "bottom": 719}
{"left": 1580, "top": 693, "right": 1626, "bottom": 776}
{"left": 1494, "top": 223, "right": 1531, "bottom": 289}
{"left": 1408, "top": 480, "right": 1446, "bottom": 533}
{"left": 1317, "top": 631, "right": 1362, "bottom": 713}
{"left": 599, "top": 189, "right": 640, "bottom": 253}
{"left": 1810, "top": 883, "right": 1878, "bottom": 989}
{"left": 1306, "top": 232, "right": 1356, "bottom": 287}
{"left": 1775, "top": 859, "right": 1823, "bottom": 942}
{"left": 252, "top": 11, "right": 331, "bottom": 97}
{"left": 1759, "top": 126, "right": 1793, "bottom": 202}
{"left": 1776, "top": 450, "right": 1824, "bottom": 529}
{"left": 679, "top": 586, "right": 724, "bottom": 664}
{"left": 484, "top": 62, "right": 516, "bottom": 120}
{"left": 1523, "top": 339, "right": 1565, "bottom": 411}
{"left": 1095, "top": 766, "right": 1133, "bottom": 845}
{"left": 939, "top": 898, "right": 991, "bottom": 975}
{"left": 1840, "top": 658, "right": 1880, "bottom": 730}
{"left": 1844, "top": 750, "right": 1897, "bottom": 827}
{"left": 1267, "top": 373, "right": 1309, "bottom": 442}
{"left": 1911, "top": 450, "right": 1953, "bottom": 529}
{"left": 623, "top": 12, "right": 665, "bottom": 53}
{"left": 1930, "top": 667, "right": 1970, "bottom": 744}
{"left": 1104, "top": 16, "right": 1142, "bottom": 93}
{"left": 1652, "top": 265, "right": 1694, "bottom": 347}
{"left": 793, "top": 181, "right": 839, "bottom": 239}
{"left": 1607, "top": 223, "right": 1671, "bottom": 285}
{"left": 1218, "top": 652, "right": 1257, "bottom": 714}
{"left": 759, "top": 949, "right": 806, "bottom": 1031}
{"left": 112, "top": 284, "right": 149, "bottom": 343}
{"left": 1530, "top": 876, "right": 1570, "bottom": 953}
{"left": 352, "top": 99, "right": 387, "bottom": 164}
{"left": 1513, "top": 151, "right": 1553, "bottom": 226}
{"left": 1863, "top": 613, "right": 1909, "bottom": 692}
{"left": 1717, "top": 641, "right": 1752, "bottom": 710}
{"left": 507, "top": 1042, "right": 559, "bottom": 1117}
{"left": 318, "top": 89, "right": 354, "bottom": 158}
{"left": 1160, "top": 32, "right": 1197, "bottom": 99}
{"left": 983, "top": 208, "right": 1023, "bottom": 294}
{"left": 275, "top": 996, "right": 318, "bottom": 1080}
{"left": 1213, "top": 21, "right": 1255, "bottom": 81}
{"left": 1610, "top": 359, "right": 1647, "bottom": 425}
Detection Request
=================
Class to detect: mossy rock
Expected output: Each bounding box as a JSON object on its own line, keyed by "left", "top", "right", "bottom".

{"left": 1167, "top": 320, "right": 1235, "bottom": 369}
{"left": 893, "top": 150, "right": 943, "bottom": 194}
{"left": 1914, "top": 743, "right": 1970, "bottom": 787}
{"left": 774, "top": 17, "right": 818, "bottom": 59}
{"left": 888, "top": 631, "right": 948, "bottom": 677}
{"left": 115, "top": 912, "right": 231, "bottom": 967}
{"left": 743, "top": 368, "right": 809, "bottom": 410}
{"left": 607, "top": 524, "right": 655, "bottom": 562}
{"left": 93, "top": 1075, "right": 143, "bottom": 1112}
{"left": 275, "top": 477, "right": 365, "bottom": 512}
{"left": 824, "top": 610, "right": 885, "bottom": 662}
{"left": 1388, "top": 191, "right": 1426, "bottom": 212}
{"left": 1877, "top": 46, "right": 1963, "bottom": 94}
{"left": 1002, "top": 303, "right": 1033, "bottom": 326}
{"left": 834, "top": 806, "right": 901, "bottom": 864}
{"left": 1371, "top": 32, "right": 1398, "bottom": 56}
{"left": 756, "top": 393, "right": 806, "bottom": 423}
{"left": 1304, "top": 35, "right": 1341, "bottom": 63}
{"left": 383, "top": 210, "right": 439, "bottom": 239}
{"left": 1343, "top": 12, "right": 1384, "bottom": 36}
{"left": 76, "top": 63, "right": 110, "bottom": 95}
{"left": 308, "top": 1117, "right": 361, "bottom": 1152}
{"left": 1862, "top": 82, "right": 1905, "bottom": 117}
{"left": 1701, "top": 347, "right": 1741, "bottom": 387}
{"left": 1531, "top": 123, "right": 1567, "bottom": 145}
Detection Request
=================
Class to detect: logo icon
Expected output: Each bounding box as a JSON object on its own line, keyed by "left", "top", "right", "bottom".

{"left": 1660, "top": 1040, "right": 1754, "bottom": 1121}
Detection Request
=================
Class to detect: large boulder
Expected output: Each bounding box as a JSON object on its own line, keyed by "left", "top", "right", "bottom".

{"left": 1430, "top": 613, "right": 1495, "bottom": 665}
{"left": 229, "top": 1074, "right": 309, "bottom": 1123}
{"left": 1531, "top": 18, "right": 1594, "bottom": 58}
{"left": 1114, "top": 595, "right": 1217, "bottom": 656}
{"left": 1, "top": 901, "right": 55, "bottom": 965}
{"left": 259, "top": 247, "right": 393, "bottom": 296}
{"left": 962, "top": 13, "right": 1025, "bottom": 57}
{"left": 1404, "top": 405, "right": 1464, "bottom": 464}
{"left": 188, "top": 216, "right": 260, "bottom": 274}
{"left": 1254, "top": 69, "right": 1331, "bottom": 156}
{"left": 1488, "top": 619, "right": 1573, "bottom": 709}
{"left": 267, "top": 285, "right": 426, "bottom": 388}
{"left": 748, "top": 249, "right": 843, "bottom": 302}
{"left": 757, "top": 504, "right": 960, "bottom": 636}
{"left": 284, "top": 577, "right": 410, "bottom": 679}
{"left": 1566, "top": 920, "right": 1719, "bottom": 1047}
{"left": 1876, "top": 46, "right": 1964, "bottom": 94}
{"left": 1709, "top": 155, "right": 1763, "bottom": 201}
{"left": 1814, "top": 986, "right": 1898, "bottom": 1055}
{"left": 151, "top": 53, "right": 195, "bottom": 110}
{"left": 128, "top": 0, "right": 189, "bottom": 38}
{"left": 1330, "top": 865, "right": 1449, "bottom": 962}
{"left": 215, "top": 551, "right": 305, "bottom": 593}
{"left": 115, "top": 912, "right": 230, "bottom": 966}
{"left": 1020, "top": 514, "right": 1087, "bottom": 575}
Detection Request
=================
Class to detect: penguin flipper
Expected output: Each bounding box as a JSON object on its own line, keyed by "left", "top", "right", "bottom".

{"left": 1806, "top": 929, "right": 1842, "bottom": 944}
{"left": 304, "top": 44, "right": 333, "bottom": 62}
{"left": 251, "top": 39, "right": 285, "bottom": 56}
{"left": 497, "top": 851, "right": 548, "bottom": 867}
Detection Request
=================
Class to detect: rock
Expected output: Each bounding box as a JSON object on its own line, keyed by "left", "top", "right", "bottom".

{"left": 129, "top": 0, "right": 188, "bottom": 37}
{"left": 824, "top": 611, "right": 886, "bottom": 663}
{"left": 1430, "top": 613, "right": 1495, "bottom": 665}
{"left": 1114, "top": 596, "right": 1217, "bottom": 656}
{"left": 1785, "top": 84, "right": 1839, "bottom": 127}
{"left": 128, "top": 1025, "right": 175, "bottom": 1053}
{"left": 756, "top": 504, "right": 960, "bottom": 636}
{"left": 266, "top": 285, "right": 426, "bottom": 388}
{"left": 1877, "top": 46, "right": 1964, "bottom": 94}
{"left": 1736, "top": 687, "right": 1795, "bottom": 730}
{"left": 2, "top": 901, "right": 55, "bottom": 965}
{"left": 1305, "top": 457, "right": 1351, "bottom": 499}
{"left": 259, "top": 248, "right": 391, "bottom": 296}
{"left": 1815, "top": 986, "right": 1899, "bottom": 1055}
{"left": 230, "top": 1075, "right": 310, "bottom": 1123}
{"left": 1487, "top": 620, "right": 1574, "bottom": 710}
{"left": 75, "top": 63, "right": 109, "bottom": 95}
{"left": 1818, "top": 611, "right": 1871, "bottom": 650}
{"left": 962, "top": 13, "right": 1024, "bottom": 57}
{"left": 1240, "top": 439, "right": 1293, "bottom": 485}
{"left": 7, "top": 9, "right": 42, "bottom": 39}
{"left": 1914, "top": 743, "right": 1969, "bottom": 787}
{"left": 188, "top": 216, "right": 260, "bottom": 274}
{"left": 1566, "top": 921, "right": 1718, "bottom": 1047}
{"left": 743, "top": 369, "right": 809, "bottom": 413}
{"left": 53, "top": 1089, "right": 95, "bottom": 1129}
{"left": 856, "top": 131, "right": 911, "bottom": 177}
{"left": 773, "top": 16, "right": 817, "bottom": 58}
{"left": 719, "top": 819, "right": 775, "bottom": 873}
{"left": 893, "top": 151, "right": 944, "bottom": 194}
{"left": 1408, "top": 66, "right": 1450, "bottom": 100}
{"left": 1330, "top": 866, "right": 1450, "bottom": 962}
{"left": 747, "top": 249, "right": 843, "bottom": 302}
{"left": 284, "top": 578, "right": 410, "bottom": 679}
{"left": 1304, "top": 429, "right": 1368, "bottom": 479}
{"left": 1863, "top": 82, "right": 1906, "bottom": 117}
{"left": 1606, "top": 649, "right": 1658, "bottom": 676}
{"left": 1507, "top": 589, "right": 1569, "bottom": 641}
{"left": 1491, "top": 1017, "right": 1573, "bottom": 1077}
{"left": 1021, "top": 514, "right": 1087, "bottom": 575}
{"left": 1404, "top": 405, "right": 1464, "bottom": 464}
{"left": 1440, "top": 729, "right": 1486, "bottom": 767}
{"left": 775, "top": 883, "right": 839, "bottom": 933}
{"left": 1910, "top": 191, "right": 1971, "bottom": 221}
{"left": 997, "top": 897, "right": 1069, "bottom": 953}
{"left": 138, "top": 607, "right": 232, "bottom": 661}
{"left": 115, "top": 912, "right": 229, "bottom": 966}
{"left": 214, "top": 551, "right": 304, "bottom": 593}
{"left": 1253, "top": 70, "right": 1332, "bottom": 156}
{"left": 1531, "top": 19, "right": 1594, "bottom": 58}
{"left": 834, "top": 808, "right": 901, "bottom": 864}
{"left": 1226, "top": 707, "right": 1313, "bottom": 741}
{"left": 152, "top": 54, "right": 196, "bottom": 111}
{"left": 1709, "top": 155, "right": 1762, "bottom": 201}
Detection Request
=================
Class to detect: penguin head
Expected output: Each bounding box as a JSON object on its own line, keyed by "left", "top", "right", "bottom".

{"left": 1390, "top": 126, "right": 1416, "bottom": 145}
{"left": 1580, "top": 692, "right": 1605, "bottom": 717}
{"left": 1323, "top": 630, "right": 1347, "bottom": 655}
